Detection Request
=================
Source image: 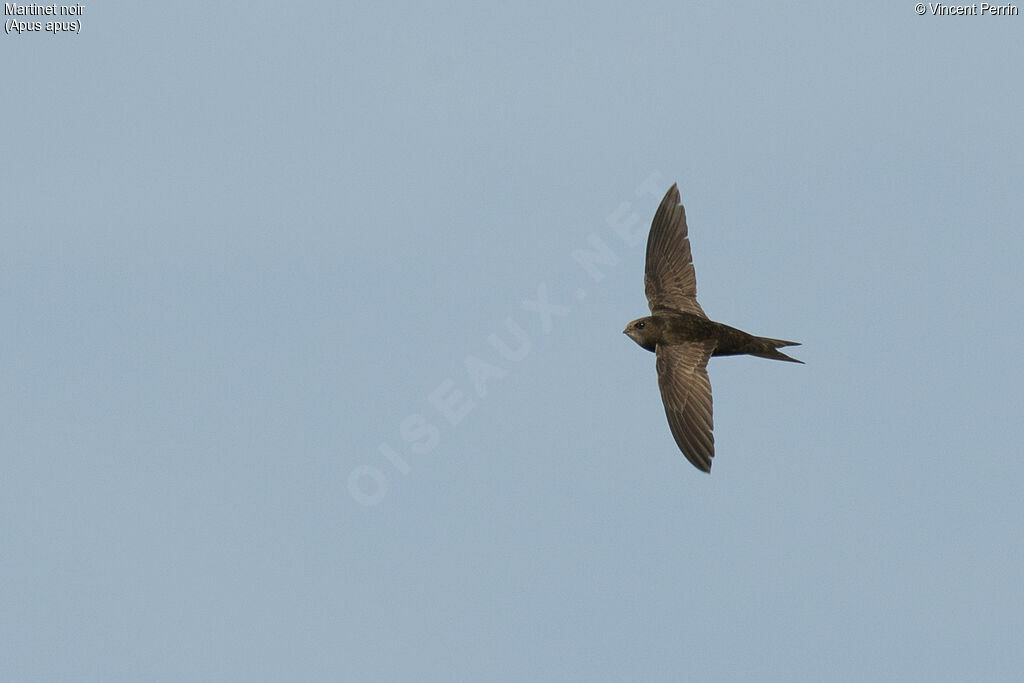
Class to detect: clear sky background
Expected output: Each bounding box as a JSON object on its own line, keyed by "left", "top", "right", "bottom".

{"left": 3, "top": 2, "right": 1023, "bottom": 681}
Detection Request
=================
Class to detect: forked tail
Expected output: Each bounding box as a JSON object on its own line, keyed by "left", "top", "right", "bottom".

{"left": 750, "top": 337, "right": 803, "bottom": 364}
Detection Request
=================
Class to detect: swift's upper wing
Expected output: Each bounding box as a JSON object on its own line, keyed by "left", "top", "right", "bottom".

{"left": 645, "top": 184, "right": 707, "bottom": 318}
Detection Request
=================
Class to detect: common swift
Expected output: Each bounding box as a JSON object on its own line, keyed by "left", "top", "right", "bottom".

{"left": 624, "top": 184, "right": 802, "bottom": 473}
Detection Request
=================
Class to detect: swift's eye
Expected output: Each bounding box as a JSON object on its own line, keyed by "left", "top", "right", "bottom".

{"left": 635, "top": 321, "right": 645, "bottom": 329}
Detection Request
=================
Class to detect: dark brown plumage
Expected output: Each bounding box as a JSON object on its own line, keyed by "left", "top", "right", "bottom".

{"left": 624, "top": 184, "right": 802, "bottom": 473}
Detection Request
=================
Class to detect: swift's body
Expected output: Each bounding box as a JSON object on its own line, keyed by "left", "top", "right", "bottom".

{"left": 623, "top": 184, "right": 801, "bottom": 473}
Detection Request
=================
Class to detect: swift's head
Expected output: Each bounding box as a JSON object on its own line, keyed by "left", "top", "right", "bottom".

{"left": 623, "top": 316, "right": 662, "bottom": 352}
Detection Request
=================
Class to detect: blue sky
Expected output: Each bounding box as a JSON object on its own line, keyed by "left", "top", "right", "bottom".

{"left": 3, "top": 3, "right": 1023, "bottom": 681}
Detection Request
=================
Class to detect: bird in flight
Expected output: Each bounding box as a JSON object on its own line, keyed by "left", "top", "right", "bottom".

{"left": 623, "top": 184, "right": 802, "bottom": 473}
